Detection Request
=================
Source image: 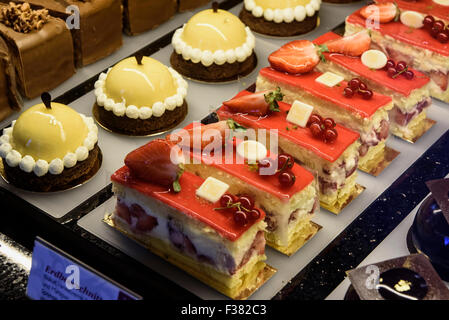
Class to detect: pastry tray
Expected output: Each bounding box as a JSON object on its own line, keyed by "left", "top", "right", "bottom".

{"left": 1, "top": 0, "right": 448, "bottom": 300}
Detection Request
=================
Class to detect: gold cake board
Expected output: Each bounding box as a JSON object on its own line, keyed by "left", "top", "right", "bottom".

{"left": 104, "top": 214, "right": 276, "bottom": 300}
{"left": 399, "top": 118, "right": 436, "bottom": 144}
{"left": 321, "top": 183, "right": 366, "bottom": 215}
{"left": 267, "top": 221, "right": 322, "bottom": 257}
{"left": 359, "top": 146, "right": 401, "bottom": 177}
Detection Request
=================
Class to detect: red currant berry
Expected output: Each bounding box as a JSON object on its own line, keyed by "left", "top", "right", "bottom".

{"left": 358, "top": 82, "right": 368, "bottom": 91}
{"left": 423, "top": 15, "right": 435, "bottom": 29}
{"left": 323, "top": 118, "right": 336, "bottom": 129}
{"left": 234, "top": 210, "right": 248, "bottom": 226}
{"left": 309, "top": 122, "right": 323, "bottom": 138}
{"left": 437, "top": 32, "right": 449, "bottom": 43}
{"left": 249, "top": 208, "right": 261, "bottom": 220}
{"left": 278, "top": 153, "right": 294, "bottom": 170}
{"left": 259, "top": 157, "right": 273, "bottom": 168}
{"left": 307, "top": 114, "right": 322, "bottom": 127}
{"left": 396, "top": 61, "right": 407, "bottom": 72}
{"left": 387, "top": 67, "right": 397, "bottom": 78}
{"left": 348, "top": 78, "right": 361, "bottom": 90}
{"left": 343, "top": 87, "right": 354, "bottom": 98}
{"left": 433, "top": 20, "right": 445, "bottom": 32}
{"left": 362, "top": 89, "right": 373, "bottom": 100}
{"left": 278, "top": 171, "right": 296, "bottom": 188}
{"left": 239, "top": 195, "right": 255, "bottom": 210}
{"left": 324, "top": 128, "right": 338, "bottom": 143}
{"left": 404, "top": 70, "right": 414, "bottom": 80}
{"left": 431, "top": 26, "right": 441, "bottom": 38}
{"left": 384, "top": 59, "right": 395, "bottom": 70}
{"left": 220, "top": 194, "right": 234, "bottom": 208}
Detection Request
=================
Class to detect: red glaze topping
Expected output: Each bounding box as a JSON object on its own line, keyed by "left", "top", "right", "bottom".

{"left": 314, "top": 32, "right": 430, "bottom": 96}
{"left": 111, "top": 168, "right": 265, "bottom": 242}
{"left": 376, "top": 0, "right": 449, "bottom": 23}
{"left": 217, "top": 90, "right": 360, "bottom": 163}
{"left": 182, "top": 123, "right": 315, "bottom": 200}
{"left": 259, "top": 67, "right": 392, "bottom": 118}
{"left": 347, "top": 8, "right": 449, "bottom": 57}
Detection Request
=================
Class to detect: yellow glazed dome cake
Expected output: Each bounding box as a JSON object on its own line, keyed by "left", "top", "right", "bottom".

{"left": 93, "top": 56, "right": 188, "bottom": 136}
{"left": 239, "top": 0, "right": 321, "bottom": 37}
{"left": 0, "top": 96, "right": 101, "bottom": 192}
{"left": 170, "top": 6, "right": 257, "bottom": 82}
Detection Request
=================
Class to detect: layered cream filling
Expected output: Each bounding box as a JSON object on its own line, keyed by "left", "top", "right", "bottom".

{"left": 0, "top": 115, "right": 98, "bottom": 176}
{"left": 316, "top": 60, "right": 431, "bottom": 113}
{"left": 184, "top": 162, "right": 317, "bottom": 247}
{"left": 112, "top": 182, "right": 266, "bottom": 276}
{"left": 172, "top": 25, "right": 255, "bottom": 67}
{"left": 244, "top": 0, "right": 320, "bottom": 23}
{"left": 94, "top": 68, "right": 188, "bottom": 120}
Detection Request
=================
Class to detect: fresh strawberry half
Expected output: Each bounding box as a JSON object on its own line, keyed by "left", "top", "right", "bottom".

{"left": 322, "top": 30, "right": 371, "bottom": 57}
{"left": 167, "top": 120, "right": 244, "bottom": 151}
{"left": 222, "top": 87, "right": 284, "bottom": 117}
{"left": 124, "top": 139, "right": 184, "bottom": 192}
{"left": 360, "top": 3, "right": 398, "bottom": 24}
{"left": 268, "top": 40, "right": 320, "bottom": 74}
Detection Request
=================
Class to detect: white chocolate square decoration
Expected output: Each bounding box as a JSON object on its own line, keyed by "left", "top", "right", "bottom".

{"left": 315, "top": 72, "right": 344, "bottom": 87}
{"left": 286, "top": 100, "right": 314, "bottom": 128}
{"left": 196, "top": 177, "right": 230, "bottom": 203}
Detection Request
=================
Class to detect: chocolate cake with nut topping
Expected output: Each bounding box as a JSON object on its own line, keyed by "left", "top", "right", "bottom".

{"left": 1, "top": 0, "right": 123, "bottom": 66}
{"left": 0, "top": 2, "right": 75, "bottom": 98}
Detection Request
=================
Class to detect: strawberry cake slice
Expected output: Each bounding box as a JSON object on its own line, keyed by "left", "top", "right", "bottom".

{"left": 314, "top": 32, "right": 433, "bottom": 142}
{"left": 255, "top": 39, "right": 396, "bottom": 175}
{"left": 217, "top": 90, "right": 363, "bottom": 214}
{"left": 345, "top": 2, "right": 449, "bottom": 103}
{"left": 168, "top": 121, "right": 320, "bottom": 256}
{"left": 108, "top": 139, "right": 275, "bottom": 300}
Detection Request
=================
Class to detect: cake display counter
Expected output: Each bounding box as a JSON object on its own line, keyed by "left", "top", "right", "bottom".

{"left": 0, "top": 0, "right": 448, "bottom": 303}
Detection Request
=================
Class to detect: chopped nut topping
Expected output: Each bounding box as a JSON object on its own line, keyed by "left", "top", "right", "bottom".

{"left": 0, "top": 2, "right": 50, "bottom": 33}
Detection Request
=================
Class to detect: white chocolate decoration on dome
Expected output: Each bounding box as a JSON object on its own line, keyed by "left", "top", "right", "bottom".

{"left": 172, "top": 9, "right": 256, "bottom": 67}
{"left": 95, "top": 56, "right": 188, "bottom": 119}
{"left": 0, "top": 104, "right": 98, "bottom": 177}
{"left": 244, "top": 0, "right": 321, "bottom": 23}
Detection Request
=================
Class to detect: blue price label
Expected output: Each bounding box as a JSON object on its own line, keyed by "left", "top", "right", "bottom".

{"left": 27, "top": 237, "right": 141, "bottom": 300}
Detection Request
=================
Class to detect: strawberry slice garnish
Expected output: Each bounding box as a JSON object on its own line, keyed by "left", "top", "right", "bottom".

{"left": 167, "top": 120, "right": 245, "bottom": 151}
{"left": 124, "top": 139, "right": 184, "bottom": 192}
{"left": 268, "top": 40, "right": 320, "bottom": 74}
{"left": 360, "top": 3, "right": 398, "bottom": 24}
{"left": 222, "top": 87, "right": 284, "bottom": 117}
{"left": 322, "top": 30, "right": 371, "bottom": 57}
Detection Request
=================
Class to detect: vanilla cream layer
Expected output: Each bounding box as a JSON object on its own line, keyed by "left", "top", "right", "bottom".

{"left": 185, "top": 163, "right": 317, "bottom": 247}
{"left": 316, "top": 61, "right": 431, "bottom": 113}
{"left": 112, "top": 182, "right": 266, "bottom": 276}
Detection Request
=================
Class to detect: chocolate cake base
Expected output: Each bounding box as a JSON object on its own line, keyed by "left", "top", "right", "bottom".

{"left": 93, "top": 101, "right": 188, "bottom": 136}
{"left": 239, "top": 9, "right": 318, "bottom": 37}
{"left": 2, "top": 144, "right": 102, "bottom": 192}
{"left": 178, "top": 0, "right": 210, "bottom": 12}
{"left": 170, "top": 51, "right": 257, "bottom": 83}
